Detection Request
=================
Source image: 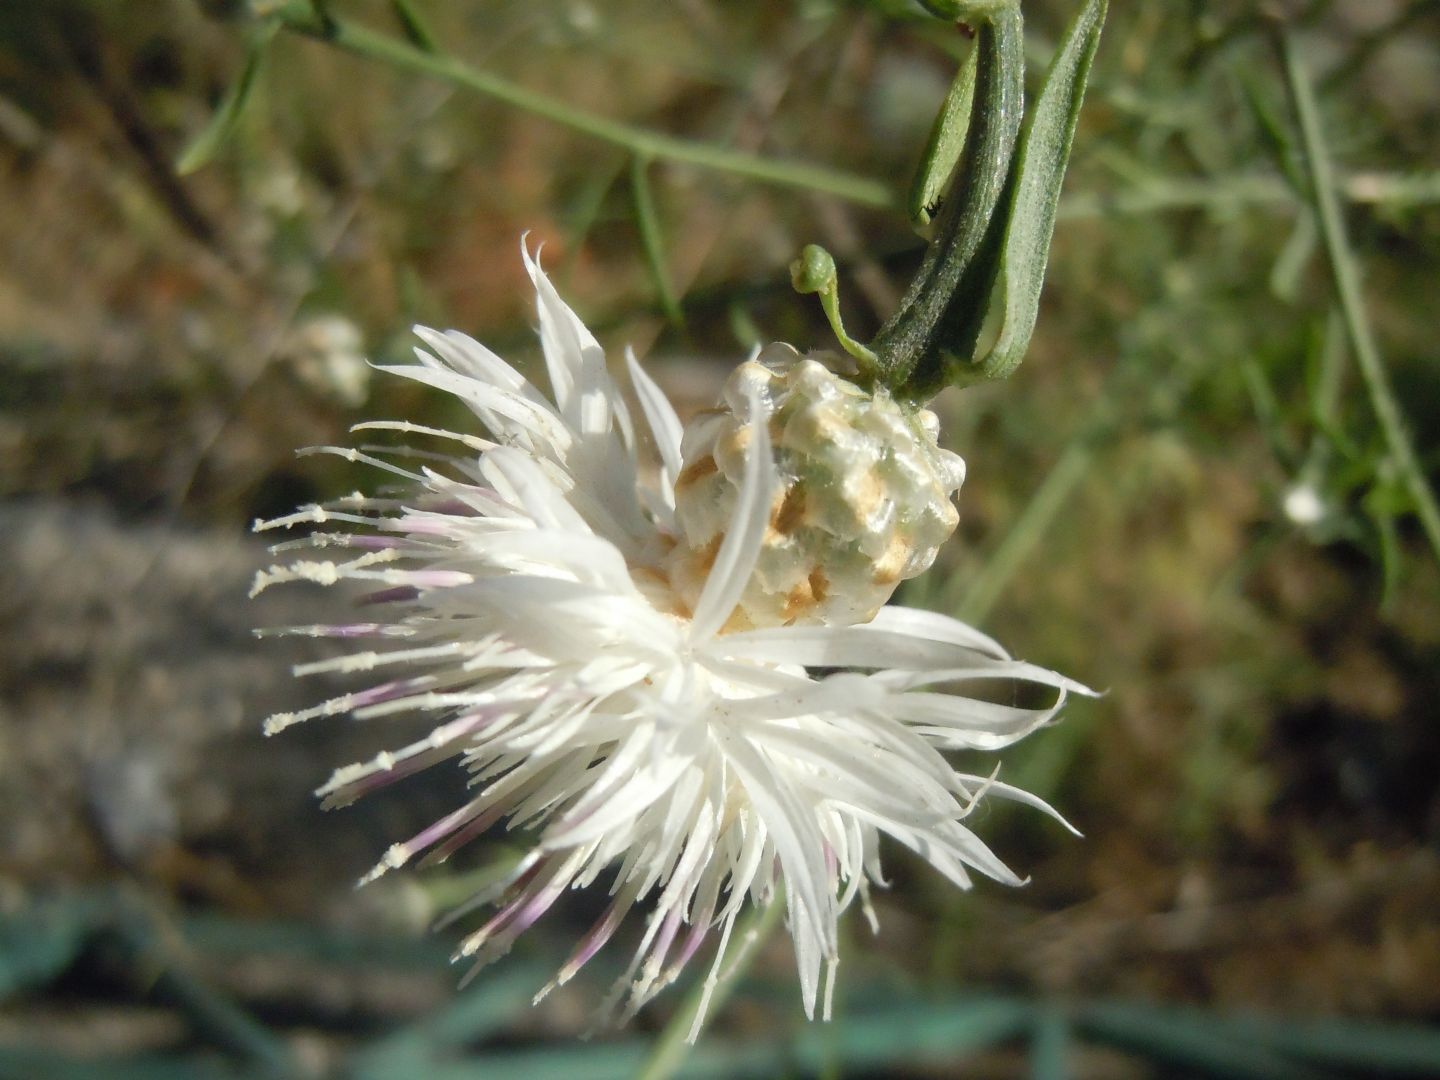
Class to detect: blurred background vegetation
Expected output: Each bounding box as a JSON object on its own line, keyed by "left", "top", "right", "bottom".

{"left": 1, "top": 0, "right": 1438, "bottom": 1076}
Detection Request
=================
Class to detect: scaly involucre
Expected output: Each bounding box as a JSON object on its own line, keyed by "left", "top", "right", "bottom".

{"left": 254, "top": 244, "right": 1090, "bottom": 1036}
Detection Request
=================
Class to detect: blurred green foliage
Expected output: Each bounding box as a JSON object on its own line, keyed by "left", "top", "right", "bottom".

{"left": 3, "top": 892, "right": 1439, "bottom": 1077}
{"left": 1, "top": 0, "right": 1438, "bottom": 1076}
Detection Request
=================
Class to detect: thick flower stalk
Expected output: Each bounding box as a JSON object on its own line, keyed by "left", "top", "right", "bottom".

{"left": 254, "top": 248, "right": 1090, "bottom": 1033}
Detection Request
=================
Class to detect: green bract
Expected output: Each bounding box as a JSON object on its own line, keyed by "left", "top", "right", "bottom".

{"left": 804, "top": 0, "right": 1107, "bottom": 402}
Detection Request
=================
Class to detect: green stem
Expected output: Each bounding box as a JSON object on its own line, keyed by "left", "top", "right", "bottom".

{"left": 1278, "top": 30, "right": 1440, "bottom": 567}
{"left": 631, "top": 155, "right": 685, "bottom": 327}
{"left": 1057, "top": 170, "right": 1440, "bottom": 220}
{"left": 386, "top": 0, "right": 438, "bottom": 52}
{"left": 869, "top": 5, "right": 1025, "bottom": 399}
{"left": 636, "top": 900, "right": 784, "bottom": 1080}
{"left": 958, "top": 438, "right": 1093, "bottom": 626}
{"left": 270, "top": 2, "right": 894, "bottom": 209}
{"left": 791, "top": 245, "right": 880, "bottom": 375}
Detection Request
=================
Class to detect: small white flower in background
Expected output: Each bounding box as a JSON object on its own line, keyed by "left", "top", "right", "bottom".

{"left": 253, "top": 244, "right": 1091, "bottom": 1035}
{"left": 284, "top": 314, "right": 371, "bottom": 408}
{"left": 1282, "top": 481, "right": 1327, "bottom": 528}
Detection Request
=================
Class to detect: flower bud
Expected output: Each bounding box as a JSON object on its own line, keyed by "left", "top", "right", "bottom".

{"left": 668, "top": 344, "right": 965, "bottom": 630}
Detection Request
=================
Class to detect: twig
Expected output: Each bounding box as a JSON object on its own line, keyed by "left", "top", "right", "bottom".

{"left": 269, "top": 1, "right": 895, "bottom": 209}
{"left": 1057, "top": 169, "right": 1440, "bottom": 220}
{"left": 1277, "top": 28, "right": 1440, "bottom": 567}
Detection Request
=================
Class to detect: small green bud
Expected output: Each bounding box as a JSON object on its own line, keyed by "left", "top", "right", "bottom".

{"left": 790, "top": 244, "right": 837, "bottom": 296}
{"left": 789, "top": 245, "right": 878, "bottom": 373}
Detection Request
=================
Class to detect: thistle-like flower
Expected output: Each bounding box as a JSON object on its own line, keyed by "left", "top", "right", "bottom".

{"left": 254, "top": 246, "right": 1089, "bottom": 1034}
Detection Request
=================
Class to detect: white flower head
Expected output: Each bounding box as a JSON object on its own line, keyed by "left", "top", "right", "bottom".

{"left": 254, "top": 243, "right": 1091, "bottom": 1035}
{"left": 1282, "top": 481, "right": 1327, "bottom": 528}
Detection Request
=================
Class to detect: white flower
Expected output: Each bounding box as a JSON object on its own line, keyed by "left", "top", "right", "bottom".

{"left": 285, "top": 313, "right": 370, "bottom": 407}
{"left": 1282, "top": 481, "right": 1327, "bottom": 527}
{"left": 253, "top": 244, "right": 1090, "bottom": 1035}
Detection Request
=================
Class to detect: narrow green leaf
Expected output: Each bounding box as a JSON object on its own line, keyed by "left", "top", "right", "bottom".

{"left": 562, "top": 153, "right": 627, "bottom": 273}
{"left": 182, "top": 910, "right": 453, "bottom": 969}
{"left": 956, "top": 436, "right": 1094, "bottom": 625}
{"left": 430, "top": 996, "right": 1032, "bottom": 1079}
{"left": 907, "top": 43, "right": 978, "bottom": 231}
{"left": 630, "top": 155, "right": 685, "bottom": 329}
{"left": 352, "top": 960, "right": 554, "bottom": 1080}
{"left": 780, "top": 997, "right": 1032, "bottom": 1074}
{"left": 1240, "top": 357, "right": 1299, "bottom": 469}
{"left": 388, "top": 0, "right": 438, "bottom": 52}
{"left": 1238, "top": 70, "right": 1306, "bottom": 195}
{"left": 268, "top": 6, "right": 893, "bottom": 207}
{"left": 871, "top": 6, "right": 1025, "bottom": 398}
{"left": 1303, "top": 311, "right": 1340, "bottom": 430}
{"left": 1212, "top": 1011, "right": 1440, "bottom": 1075}
{"left": 1366, "top": 473, "right": 1405, "bottom": 609}
{"left": 1277, "top": 26, "right": 1440, "bottom": 567}
{"left": 0, "top": 897, "right": 105, "bottom": 998}
{"left": 727, "top": 301, "right": 763, "bottom": 350}
{"left": 426, "top": 1044, "right": 653, "bottom": 1080}
{"left": 1268, "top": 210, "right": 1317, "bottom": 301}
{"left": 1076, "top": 1002, "right": 1312, "bottom": 1080}
{"left": 977, "top": 0, "right": 1106, "bottom": 380}
{"left": 152, "top": 960, "right": 295, "bottom": 1075}
{"left": 175, "top": 26, "right": 274, "bottom": 175}
{"left": 1029, "top": 1005, "right": 1071, "bottom": 1080}
{"left": 0, "top": 1047, "right": 239, "bottom": 1080}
